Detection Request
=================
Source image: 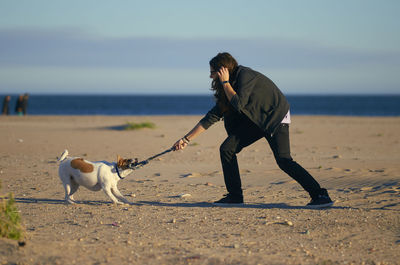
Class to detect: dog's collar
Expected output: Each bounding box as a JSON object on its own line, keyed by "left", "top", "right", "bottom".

{"left": 115, "top": 165, "right": 124, "bottom": 179}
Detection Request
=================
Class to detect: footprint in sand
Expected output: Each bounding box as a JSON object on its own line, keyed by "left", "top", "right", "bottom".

{"left": 180, "top": 172, "right": 202, "bottom": 178}
{"left": 368, "top": 169, "right": 385, "bottom": 173}
{"left": 325, "top": 167, "right": 353, "bottom": 173}
{"left": 360, "top": 187, "right": 374, "bottom": 191}
{"left": 325, "top": 167, "right": 342, "bottom": 172}
{"left": 270, "top": 180, "right": 294, "bottom": 185}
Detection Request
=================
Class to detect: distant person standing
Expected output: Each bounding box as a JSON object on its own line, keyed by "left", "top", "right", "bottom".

{"left": 22, "top": 93, "right": 29, "bottom": 115}
{"left": 15, "top": 95, "right": 24, "bottom": 116}
{"left": 2, "top": 95, "right": 11, "bottom": 115}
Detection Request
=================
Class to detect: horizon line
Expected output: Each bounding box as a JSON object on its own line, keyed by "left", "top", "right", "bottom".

{"left": 1, "top": 92, "right": 400, "bottom": 97}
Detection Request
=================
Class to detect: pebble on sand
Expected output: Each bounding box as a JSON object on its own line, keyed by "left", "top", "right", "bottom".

{"left": 111, "top": 222, "right": 120, "bottom": 227}
{"left": 284, "top": 220, "right": 294, "bottom": 226}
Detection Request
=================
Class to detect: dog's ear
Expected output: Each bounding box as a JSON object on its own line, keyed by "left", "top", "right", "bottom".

{"left": 117, "top": 155, "right": 123, "bottom": 167}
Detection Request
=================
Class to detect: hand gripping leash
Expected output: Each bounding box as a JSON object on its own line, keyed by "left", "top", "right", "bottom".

{"left": 128, "top": 147, "right": 174, "bottom": 170}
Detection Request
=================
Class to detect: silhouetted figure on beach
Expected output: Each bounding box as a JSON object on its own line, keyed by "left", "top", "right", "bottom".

{"left": 15, "top": 95, "right": 24, "bottom": 116}
{"left": 2, "top": 95, "right": 11, "bottom": 115}
{"left": 22, "top": 93, "right": 29, "bottom": 115}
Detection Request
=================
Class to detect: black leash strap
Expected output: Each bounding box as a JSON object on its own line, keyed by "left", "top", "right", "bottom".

{"left": 128, "top": 147, "right": 174, "bottom": 170}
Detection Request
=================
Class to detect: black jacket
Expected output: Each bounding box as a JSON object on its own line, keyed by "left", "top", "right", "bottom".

{"left": 200, "top": 65, "right": 290, "bottom": 136}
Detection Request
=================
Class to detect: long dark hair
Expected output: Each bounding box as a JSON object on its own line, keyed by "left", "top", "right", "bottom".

{"left": 209, "top": 52, "right": 238, "bottom": 113}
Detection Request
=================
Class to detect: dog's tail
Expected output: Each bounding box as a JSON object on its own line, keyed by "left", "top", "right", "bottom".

{"left": 58, "top": 150, "right": 69, "bottom": 162}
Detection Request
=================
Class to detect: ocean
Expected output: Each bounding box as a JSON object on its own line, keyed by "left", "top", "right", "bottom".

{"left": 2, "top": 94, "right": 400, "bottom": 116}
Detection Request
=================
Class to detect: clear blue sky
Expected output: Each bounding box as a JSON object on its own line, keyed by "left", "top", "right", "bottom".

{"left": 0, "top": 0, "right": 399, "bottom": 95}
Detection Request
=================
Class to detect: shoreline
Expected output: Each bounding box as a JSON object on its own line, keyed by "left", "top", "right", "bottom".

{"left": 2, "top": 112, "right": 400, "bottom": 118}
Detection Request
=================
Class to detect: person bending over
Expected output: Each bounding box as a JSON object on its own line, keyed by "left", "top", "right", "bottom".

{"left": 172, "top": 52, "right": 333, "bottom": 208}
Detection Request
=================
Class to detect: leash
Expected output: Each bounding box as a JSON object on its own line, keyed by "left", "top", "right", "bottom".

{"left": 115, "top": 165, "right": 123, "bottom": 179}
{"left": 128, "top": 147, "right": 174, "bottom": 170}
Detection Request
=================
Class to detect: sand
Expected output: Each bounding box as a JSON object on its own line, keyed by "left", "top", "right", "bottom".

{"left": 0, "top": 115, "right": 399, "bottom": 265}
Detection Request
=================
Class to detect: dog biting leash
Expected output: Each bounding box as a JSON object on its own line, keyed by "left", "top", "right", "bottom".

{"left": 128, "top": 147, "right": 174, "bottom": 170}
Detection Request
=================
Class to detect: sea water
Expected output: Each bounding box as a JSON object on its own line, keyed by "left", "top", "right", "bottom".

{"left": 1, "top": 94, "right": 399, "bottom": 116}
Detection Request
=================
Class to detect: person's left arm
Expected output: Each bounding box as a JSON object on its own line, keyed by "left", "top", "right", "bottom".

{"left": 218, "top": 67, "right": 256, "bottom": 114}
{"left": 217, "top": 67, "right": 236, "bottom": 101}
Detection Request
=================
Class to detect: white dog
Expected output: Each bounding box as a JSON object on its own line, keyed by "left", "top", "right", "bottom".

{"left": 57, "top": 150, "right": 137, "bottom": 205}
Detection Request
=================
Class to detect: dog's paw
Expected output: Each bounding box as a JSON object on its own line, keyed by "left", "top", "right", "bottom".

{"left": 65, "top": 200, "right": 76, "bottom": 205}
{"left": 116, "top": 201, "right": 131, "bottom": 206}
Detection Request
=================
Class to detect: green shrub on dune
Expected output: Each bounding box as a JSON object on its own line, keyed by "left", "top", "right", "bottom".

{"left": 124, "top": 122, "right": 156, "bottom": 130}
{"left": 0, "top": 181, "right": 24, "bottom": 241}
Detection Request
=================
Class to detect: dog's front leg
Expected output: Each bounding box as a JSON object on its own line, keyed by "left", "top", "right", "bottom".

{"left": 102, "top": 185, "right": 124, "bottom": 205}
{"left": 111, "top": 187, "right": 130, "bottom": 204}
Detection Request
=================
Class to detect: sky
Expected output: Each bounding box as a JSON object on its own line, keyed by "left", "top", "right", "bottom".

{"left": 0, "top": 0, "right": 399, "bottom": 95}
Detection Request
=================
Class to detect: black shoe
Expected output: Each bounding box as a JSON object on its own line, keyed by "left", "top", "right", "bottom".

{"left": 306, "top": 189, "right": 334, "bottom": 209}
{"left": 213, "top": 194, "right": 244, "bottom": 205}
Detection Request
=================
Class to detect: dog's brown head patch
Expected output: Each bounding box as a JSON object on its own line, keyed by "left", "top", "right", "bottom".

{"left": 117, "top": 155, "right": 137, "bottom": 170}
{"left": 71, "top": 158, "right": 94, "bottom": 173}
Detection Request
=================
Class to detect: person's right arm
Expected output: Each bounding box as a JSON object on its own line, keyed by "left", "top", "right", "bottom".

{"left": 172, "top": 104, "right": 222, "bottom": 151}
{"left": 172, "top": 122, "right": 206, "bottom": 150}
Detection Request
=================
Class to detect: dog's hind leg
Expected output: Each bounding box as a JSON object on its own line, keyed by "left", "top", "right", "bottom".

{"left": 63, "top": 183, "right": 76, "bottom": 204}
{"left": 68, "top": 179, "right": 79, "bottom": 202}
{"left": 60, "top": 174, "right": 77, "bottom": 204}
{"left": 111, "top": 187, "right": 130, "bottom": 204}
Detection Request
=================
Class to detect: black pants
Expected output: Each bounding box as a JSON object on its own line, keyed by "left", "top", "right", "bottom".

{"left": 220, "top": 120, "right": 323, "bottom": 199}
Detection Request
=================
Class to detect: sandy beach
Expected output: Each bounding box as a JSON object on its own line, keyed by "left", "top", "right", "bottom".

{"left": 0, "top": 115, "right": 399, "bottom": 265}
